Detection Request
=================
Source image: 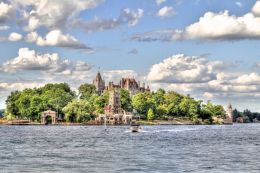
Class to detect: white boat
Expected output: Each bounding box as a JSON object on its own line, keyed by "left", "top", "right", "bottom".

{"left": 130, "top": 124, "right": 140, "bottom": 132}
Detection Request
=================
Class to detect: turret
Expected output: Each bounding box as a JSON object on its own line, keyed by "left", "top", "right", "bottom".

{"left": 93, "top": 72, "right": 105, "bottom": 95}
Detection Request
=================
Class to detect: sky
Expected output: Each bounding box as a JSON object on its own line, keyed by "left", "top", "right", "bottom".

{"left": 0, "top": 0, "right": 260, "bottom": 111}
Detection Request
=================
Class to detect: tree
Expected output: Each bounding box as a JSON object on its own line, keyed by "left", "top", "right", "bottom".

{"left": 0, "top": 109, "right": 4, "bottom": 118}
{"left": 164, "top": 91, "right": 182, "bottom": 116}
{"left": 63, "top": 99, "right": 93, "bottom": 123}
{"left": 5, "top": 83, "right": 75, "bottom": 121}
{"left": 119, "top": 89, "right": 132, "bottom": 112}
{"left": 153, "top": 88, "right": 165, "bottom": 106}
{"left": 132, "top": 92, "right": 155, "bottom": 116}
{"left": 147, "top": 108, "right": 155, "bottom": 121}
{"left": 5, "top": 91, "right": 21, "bottom": 119}
{"left": 79, "top": 84, "right": 96, "bottom": 100}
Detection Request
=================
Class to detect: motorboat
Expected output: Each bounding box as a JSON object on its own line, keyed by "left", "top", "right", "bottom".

{"left": 130, "top": 121, "right": 140, "bottom": 132}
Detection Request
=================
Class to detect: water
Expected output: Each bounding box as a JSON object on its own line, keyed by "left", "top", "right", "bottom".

{"left": 0, "top": 124, "right": 260, "bottom": 173}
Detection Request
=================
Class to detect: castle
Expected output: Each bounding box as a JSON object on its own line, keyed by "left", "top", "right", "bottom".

{"left": 95, "top": 90, "right": 139, "bottom": 125}
{"left": 224, "top": 103, "right": 233, "bottom": 124}
{"left": 93, "top": 72, "right": 144, "bottom": 125}
{"left": 93, "top": 72, "right": 150, "bottom": 96}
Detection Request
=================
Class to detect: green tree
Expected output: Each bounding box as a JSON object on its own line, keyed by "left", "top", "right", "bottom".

{"left": 5, "top": 91, "right": 21, "bottom": 119}
{"left": 164, "top": 91, "right": 182, "bottom": 116}
{"left": 63, "top": 99, "right": 93, "bottom": 122}
{"left": 147, "top": 108, "right": 155, "bottom": 120}
{"left": 153, "top": 88, "right": 165, "bottom": 106}
{"left": 132, "top": 92, "right": 155, "bottom": 116}
{"left": 79, "top": 84, "right": 96, "bottom": 100}
{"left": 119, "top": 89, "right": 132, "bottom": 112}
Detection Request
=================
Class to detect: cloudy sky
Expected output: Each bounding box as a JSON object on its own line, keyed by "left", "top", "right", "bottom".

{"left": 0, "top": 0, "right": 260, "bottom": 111}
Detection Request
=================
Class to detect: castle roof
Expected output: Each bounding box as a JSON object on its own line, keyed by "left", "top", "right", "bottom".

{"left": 95, "top": 72, "right": 102, "bottom": 81}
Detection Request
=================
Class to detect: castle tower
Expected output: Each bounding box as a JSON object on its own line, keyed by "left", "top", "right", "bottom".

{"left": 225, "top": 103, "right": 233, "bottom": 124}
{"left": 93, "top": 72, "right": 105, "bottom": 95}
{"left": 108, "top": 90, "right": 121, "bottom": 114}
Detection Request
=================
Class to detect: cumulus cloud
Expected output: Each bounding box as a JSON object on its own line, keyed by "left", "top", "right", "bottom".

{"left": 147, "top": 54, "right": 225, "bottom": 83}
{"left": 14, "top": 0, "right": 104, "bottom": 31}
{"left": 1, "top": 48, "right": 92, "bottom": 74}
{"left": 0, "top": 2, "right": 13, "bottom": 23}
{"left": 252, "top": 0, "right": 260, "bottom": 16}
{"left": 8, "top": 32, "right": 23, "bottom": 41}
{"left": 73, "top": 8, "right": 144, "bottom": 31}
{"left": 131, "top": 1, "right": 260, "bottom": 41}
{"left": 25, "top": 30, "right": 92, "bottom": 50}
{"left": 157, "top": 6, "right": 175, "bottom": 17}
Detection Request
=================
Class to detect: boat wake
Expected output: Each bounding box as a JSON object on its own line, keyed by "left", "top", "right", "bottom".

{"left": 125, "top": 128, "right": 194, "bottom": 133}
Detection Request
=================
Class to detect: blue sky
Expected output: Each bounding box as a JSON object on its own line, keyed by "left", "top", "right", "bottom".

{"left": 0, "top": 0, "right": 260, "bottom": 111}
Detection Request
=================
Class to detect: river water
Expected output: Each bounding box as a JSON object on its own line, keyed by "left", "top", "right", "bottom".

{"left": 0, "top": 124, "right": 259, "bottom": 173}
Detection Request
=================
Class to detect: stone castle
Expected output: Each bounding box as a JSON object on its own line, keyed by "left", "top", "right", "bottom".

{"left": 93, "top": 72, "right": 144, "bottom": 125}
{"left": 224, "top": 103, "right": 233, "bottom": 124}
{"left": 93, "top": 72, "right": 150, "bottom": 96}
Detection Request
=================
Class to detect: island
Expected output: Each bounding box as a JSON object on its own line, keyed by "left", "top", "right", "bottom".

{"left": 1, "top": 72, "right": 259, "bottom": 125}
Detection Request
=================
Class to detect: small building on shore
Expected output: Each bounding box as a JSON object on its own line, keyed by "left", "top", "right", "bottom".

{"left": 41, "top": 110, "right": 58, "bottom": 125}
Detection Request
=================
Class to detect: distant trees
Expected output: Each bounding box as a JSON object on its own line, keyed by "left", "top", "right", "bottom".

{"left": 0, "top": 109, "right": 4, "bottom": 118}
{"left": 233, "top": 109, "right": 260, "bottom": 123}
{"left": 132, "top": 89, "right": 225, "bottom": 123}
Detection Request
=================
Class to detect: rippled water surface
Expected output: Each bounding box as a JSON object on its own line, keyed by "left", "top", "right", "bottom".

{"left": 0, "top": 124, "right": 260, "bottom": 173}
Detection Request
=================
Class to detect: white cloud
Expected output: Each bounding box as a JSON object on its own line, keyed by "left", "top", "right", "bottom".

{"left": 132, "top": 1, "right": 260, "bottom": 41}
{"left": 156, "top": 0, "right": 166, "bottom": 6}
{"left": 0, "top": 2, "right": 13, "bottom": 23}
{"left": 25, "top": 30, "right": 91, "bottom": 50}
{"left": 233, "top": 73, "right": 260, "bottom": 85}
{"left": 184, "top": 10, "right": 260, "bottom": 40}
{"left": 252, "top": 0, "right": 260, "bottom": 16}
{"left": 203, "top": 92, "right": 214, "bottom": 99}
{"left": 15, "top": 0, "right": 104, "bottom": 31}
{"left": 1, "top": 48, "right": 92, "bottom": 74}
{"left": 157, "top": 6, "right": 175, "bottom": 17}
{"left": 123, "top": 8, "right": 144, "bottom": 26}
{"left": 25, "top": 31, "right": 38, "bottom": 43}
{"left": 8, "top": 32, "right": 23, "bottom": 41}
{"left": 103, "top": 70, "right": 138, "bottom": 83}
{"left": 147, "top": 54, "right": 220, "bottom": 83}
{"left": 0, "top": 82, "right": 42, "bottom": 92}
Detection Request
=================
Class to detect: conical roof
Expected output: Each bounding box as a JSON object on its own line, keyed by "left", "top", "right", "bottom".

{"left": 95, "top": 72, "right": 102, "bottom": 81}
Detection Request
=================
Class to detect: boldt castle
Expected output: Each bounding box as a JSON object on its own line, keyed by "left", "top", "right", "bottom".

{"left": 93, "top": 72, "right": 150, "bottom": 96}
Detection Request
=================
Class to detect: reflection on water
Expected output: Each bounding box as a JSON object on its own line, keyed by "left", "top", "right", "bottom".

{"left": 0, "top": 124, "right": 260, "bottom": 173}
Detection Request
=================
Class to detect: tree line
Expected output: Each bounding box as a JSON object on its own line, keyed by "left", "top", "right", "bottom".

{"left": 5, "top": 83, "right": 226, "bottom": 124}
{"left": 233, "top": 109, "right": 260, "bottom": 123}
